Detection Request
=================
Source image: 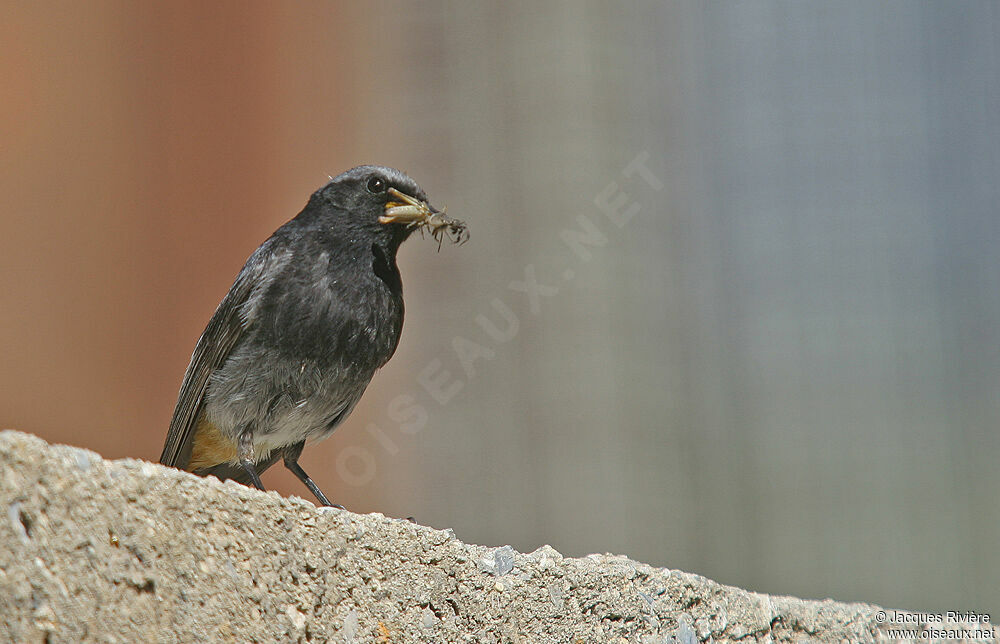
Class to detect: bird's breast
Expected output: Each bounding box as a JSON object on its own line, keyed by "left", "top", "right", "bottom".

{"left": 257, "top": 265, "right": 403, "bottom": 373}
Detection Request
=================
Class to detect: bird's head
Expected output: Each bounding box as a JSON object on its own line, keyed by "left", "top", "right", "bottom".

{"left": 311, "top": 165, "right": 467, "bottom": 255}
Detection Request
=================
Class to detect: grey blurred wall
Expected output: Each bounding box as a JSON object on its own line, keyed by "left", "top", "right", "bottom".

{"left": 1, "top": 0, "right": 997, "bottom": 616}
{"left": 353, "top": 1, "right": 1000, "bottom": 614}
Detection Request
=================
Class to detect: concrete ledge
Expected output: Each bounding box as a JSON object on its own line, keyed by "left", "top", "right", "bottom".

{"left": 0, "top": 430, "right": 994, "bottom": 643}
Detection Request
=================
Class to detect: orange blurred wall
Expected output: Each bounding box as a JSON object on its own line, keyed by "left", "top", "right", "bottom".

{"left": 0, "top": 2, "right": 356, "bottom": 473}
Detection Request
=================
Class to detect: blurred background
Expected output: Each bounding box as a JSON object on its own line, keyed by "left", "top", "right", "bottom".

{"left": 2, "top": 0, "right": 998, "bottom": 615}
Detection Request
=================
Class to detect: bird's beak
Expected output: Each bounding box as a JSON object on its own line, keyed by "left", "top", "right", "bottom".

{"left": 380, "top": 187, "right": 469, "bottom": 245}
{"left": 380, "top": 187, "right": 438, "bottom": 226}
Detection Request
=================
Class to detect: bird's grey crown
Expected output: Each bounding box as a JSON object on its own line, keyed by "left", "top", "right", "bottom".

{"left": 327, "top": 165, "right": 427, "bottom": 202}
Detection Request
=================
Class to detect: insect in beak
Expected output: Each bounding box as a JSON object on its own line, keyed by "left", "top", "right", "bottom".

{"left": 380, "top": 187, "right": 469, "bottom": 247}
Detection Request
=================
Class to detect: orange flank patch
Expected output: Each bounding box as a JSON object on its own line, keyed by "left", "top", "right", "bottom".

{"left": 187, "top": 414, "right": 238, "bottom": 471}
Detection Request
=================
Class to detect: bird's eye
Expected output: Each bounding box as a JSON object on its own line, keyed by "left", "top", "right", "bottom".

{"left": 367, "top": 176, "right": 387, "bottom": 193}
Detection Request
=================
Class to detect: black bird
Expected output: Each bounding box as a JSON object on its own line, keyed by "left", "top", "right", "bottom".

{"left": 159, "top": 165, "right": 467, "bottom": 506}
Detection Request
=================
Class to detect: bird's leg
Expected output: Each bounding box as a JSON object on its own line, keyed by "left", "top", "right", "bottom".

{"left": 283, "top": 441, "right": 342, "bottom": 508}
{"left": 238, "top": 428, "right": 265, "bottom": 491}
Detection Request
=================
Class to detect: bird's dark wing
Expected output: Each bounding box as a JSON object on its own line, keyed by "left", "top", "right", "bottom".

{"left": 159, "top": 240, "right": 288, "bottom": 469}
